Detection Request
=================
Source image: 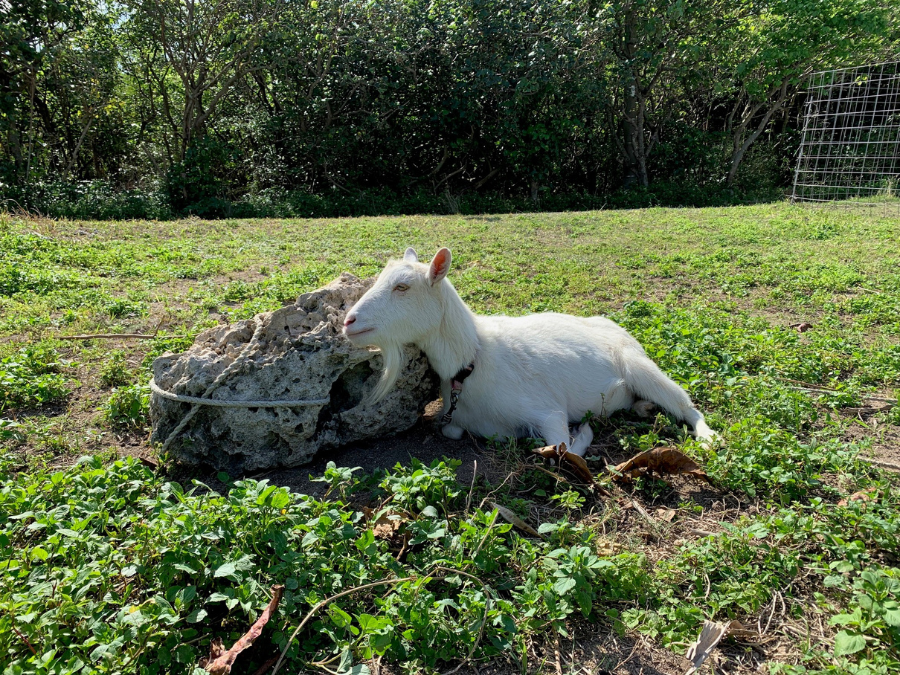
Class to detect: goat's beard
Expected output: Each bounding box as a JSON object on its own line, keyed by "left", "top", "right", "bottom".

{"left": 368, "top": 339, "right": 405, "bottom": 403}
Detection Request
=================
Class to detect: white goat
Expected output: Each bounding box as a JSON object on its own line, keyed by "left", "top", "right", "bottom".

{"left": 343, "top": 248, "right": 717, "bottom": 456}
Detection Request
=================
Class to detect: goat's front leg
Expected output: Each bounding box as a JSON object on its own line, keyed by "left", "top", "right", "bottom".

{"left": 567, "top": 423, "right": 593, "bottom": 456}
{"left": 442, "top": 424, "right": 465, "bottom": 440}
{"left": 536, "top": 411, "right": 593, "bottom": 457}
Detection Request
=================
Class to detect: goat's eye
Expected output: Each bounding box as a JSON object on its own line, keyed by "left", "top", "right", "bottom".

{"left": 393, "top": 283, "right": 409, "bottom": 292}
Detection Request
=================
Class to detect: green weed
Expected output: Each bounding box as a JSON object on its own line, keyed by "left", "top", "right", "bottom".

{"left": 0, "top": 456, "right": 651, "bottom": 674}
{"left": 0, "top": 346, "right": 69, "bottom": 411}
{"left": 102, "top": 384, "right": 150, "bottom": 428}
{"left": 98, "top": 351, "right": 133, "bottom": 388}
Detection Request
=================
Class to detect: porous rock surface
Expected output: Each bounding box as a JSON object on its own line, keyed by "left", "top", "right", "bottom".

{"left": 150, "top": 273, "right": 438, "bottom": 472}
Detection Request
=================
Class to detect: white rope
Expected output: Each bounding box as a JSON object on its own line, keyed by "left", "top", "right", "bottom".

{"left": 151, "top": 316, "right": 329, "bottom": 454}
{"left": 149, "top": 379, "right": 329, "bottom": 408}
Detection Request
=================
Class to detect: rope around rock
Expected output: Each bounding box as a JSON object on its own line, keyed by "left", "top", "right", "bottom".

{"left": 149, "top": 379, "right": 329, "bottom": 409}
{"left": 150, "top": 319, "right": 329, "bottom": 454}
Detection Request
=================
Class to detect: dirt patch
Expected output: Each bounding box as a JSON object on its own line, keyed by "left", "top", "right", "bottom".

{"left": 241, "top": 405, "right": 495, "bottom": 497}
{"left": 153, "top": 400, "right": 499, "bottom": 499}
{"left": 840, "top": 406, "right": 900, "bottom": 470}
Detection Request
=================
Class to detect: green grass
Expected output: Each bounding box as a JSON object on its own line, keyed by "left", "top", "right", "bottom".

{"left": 1, "top": 203, "right": 899, "bottom": 674}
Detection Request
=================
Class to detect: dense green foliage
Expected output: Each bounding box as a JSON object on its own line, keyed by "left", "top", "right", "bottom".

{"left": 1, "top": 0, "right": 897, "bottom": 218}
{"left": 1, "top": 204, "right": 900, "bottom": 673}
{"left": 3, "top": 455, "right": 628, "bottom": 673}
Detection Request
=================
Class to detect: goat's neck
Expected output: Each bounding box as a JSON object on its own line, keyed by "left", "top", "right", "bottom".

{"left": 419, "top": 282, "right": 479, "bottom": 379}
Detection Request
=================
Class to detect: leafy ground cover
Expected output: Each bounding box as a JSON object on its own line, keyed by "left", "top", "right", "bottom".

{"left": 1, "top": 202, "right": 899, "bottom": 674}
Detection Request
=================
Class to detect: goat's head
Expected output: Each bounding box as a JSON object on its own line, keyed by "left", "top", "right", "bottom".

{"left": 343, "top": 247, "right": 452, "bottom": 400}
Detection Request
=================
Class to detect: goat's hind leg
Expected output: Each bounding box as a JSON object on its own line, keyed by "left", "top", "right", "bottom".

{"left": 632, "top": 400, "right": 657, "bottom": 417}
{"left": 623, "top": 347, "right": 718, "bottom": 446}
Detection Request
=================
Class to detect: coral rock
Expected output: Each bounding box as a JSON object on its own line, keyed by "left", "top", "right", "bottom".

{"left": 150, "top": 273, "right": 437, "bottom": 471}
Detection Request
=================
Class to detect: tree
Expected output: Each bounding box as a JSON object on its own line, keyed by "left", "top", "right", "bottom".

{"left": 593, "top": 0, "right": 734, "bottom": 188}
{"left": 719, "top": 0, "right": 892, "bottom": 185}
{"left": 0, "top": 0, "right": 88, "bottom": 181}
{"left": 122, "top": 0, "right": 284, "bottom": 163}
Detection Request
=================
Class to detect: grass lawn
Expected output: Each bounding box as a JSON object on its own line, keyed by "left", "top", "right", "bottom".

{"left": 1, "top": 203, "right": 899, "bottom": 674}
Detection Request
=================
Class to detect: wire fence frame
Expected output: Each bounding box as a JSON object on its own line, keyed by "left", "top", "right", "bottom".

{"left": 791, "top": 61, "right": 900, "bottom": 208}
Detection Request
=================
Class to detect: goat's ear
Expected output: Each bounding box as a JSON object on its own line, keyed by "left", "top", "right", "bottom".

{"left": 404, "top": 247, "right": 418, "bottom": 263}
{"left": 427, "top": 248, "right": 452, "bottom": 285}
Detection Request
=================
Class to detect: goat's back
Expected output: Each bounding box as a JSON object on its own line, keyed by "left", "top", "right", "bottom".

{"left": 475, "top": 312, "right": 641, "bottom": 360}
{"left": 458, "top": 313, "right": 643, "bottom": 435}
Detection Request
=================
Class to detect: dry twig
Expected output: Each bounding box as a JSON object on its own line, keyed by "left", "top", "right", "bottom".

{"left": 202, "top": 585, "right": 284, "bottom": 674}
{"left": 271, "top": 577, "right": 416, "bottom": 675}
{"left": 59, "top": 333, "right": 187, "bottom": 340}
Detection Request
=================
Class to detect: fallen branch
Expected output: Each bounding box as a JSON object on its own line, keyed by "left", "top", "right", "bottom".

{"left": 202, "top": 585, "right": 285, "bottom": 674}
{"left": 860, "top": 457, "right": 900, "bottom": 472}
{"left": 688, "top": 528, "right": 716, "bottom": 538}
{"left": 491, "top": 501, "right": 543, "bottom": 538}
{"left": 775, "top": 378, "right": 897, "bottom": 405}
{"left": 627, "top": 499, "right": 655, "bottom": 525}
{"left": 788, "top": 386, "right": 896, "bottom": 405}
{"left": 59, "top": 333, "right": 187, "bottom": 341}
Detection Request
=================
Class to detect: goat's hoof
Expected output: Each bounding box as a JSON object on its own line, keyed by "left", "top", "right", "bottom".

{"left": 696, "top": 428, "right": 721, "bottom": 450}
{"left": 441, "top": 424, "right": 465, "bottom": 440}
{"left": 632, "top": 400, "right": 657, "bottom": 418}
{"left": 576, "top": 422, "right": 593, "bottom": 442}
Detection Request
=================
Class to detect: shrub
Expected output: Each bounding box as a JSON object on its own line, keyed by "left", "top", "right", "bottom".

{"left": 0, "top": 346, "right": 69, "bottom": 411}
{"left": 98, "top": 351, "right": 133, "bottom": 388}
{"left": 1, "top": 180, "right": 171, "bottom": 220}
{"left": 102, "top": 383, "right": 150, "bottom": 428}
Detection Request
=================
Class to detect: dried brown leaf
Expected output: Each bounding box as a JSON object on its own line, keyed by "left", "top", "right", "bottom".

{"left": 611, "top": 447, "right": 711, "bottom": 484}
{"left": 363, "top": 507, "right": 407, "bottom": 540}
{"left": 491, "top": 502, "right": 543, "bottom": 538}
{"left": 837, "top": 486, "right": 878, "bottom": 507}
{"left": 596, "top": 539, "right": 621, "bottom": 556}
{"left": 532, "top": 443, "right": 609, "bottom": 495}
{"left": 202, "top": 585, "right": 285, "bottom": 675}
{"left": 532, "top": 444, "right": 560, "bottom": 461}
{"left": 684, "top": 620, "right": 728, "bottom": 675}
{"left": 656, "top": 508, "right": 676, "bottom": 522}
{"left": 725, "top": 619, "right": 758, "bottom": 641}
{"left": 561, "top": 448, "right": 596, "bottom": 485}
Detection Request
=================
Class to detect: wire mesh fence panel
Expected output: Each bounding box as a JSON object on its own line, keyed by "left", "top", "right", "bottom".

{"left": 792, "top": 62, "right": 900, "bottom": 209}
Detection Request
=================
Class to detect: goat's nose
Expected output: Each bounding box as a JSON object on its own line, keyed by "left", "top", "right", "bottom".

{"left": 344, "top": 314, "right": 356, "bottom": 327}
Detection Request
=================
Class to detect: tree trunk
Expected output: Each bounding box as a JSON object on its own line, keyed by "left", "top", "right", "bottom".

{"left": 64, "top": 104, "right": 99, "bottom": 177}
{"left": 24, "top": 68, "right": 37, "bottom": 182}
{"left": 621, "top": 87, "right": 647, "bottom": 188}
{"left": 726, "top": 78, "right": 791, "bottom": 185}
{"left": 619, "top": 10, "right": 648, "bottom": 189}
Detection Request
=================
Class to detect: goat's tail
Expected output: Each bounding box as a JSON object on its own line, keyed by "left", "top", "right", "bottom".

{"left": 622, "top": 347, "right": 717, "bottom": 444}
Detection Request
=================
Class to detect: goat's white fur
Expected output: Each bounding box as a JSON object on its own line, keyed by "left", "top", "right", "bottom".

{"left": 343, "top": 247, "right": 717, "bottom": 456}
